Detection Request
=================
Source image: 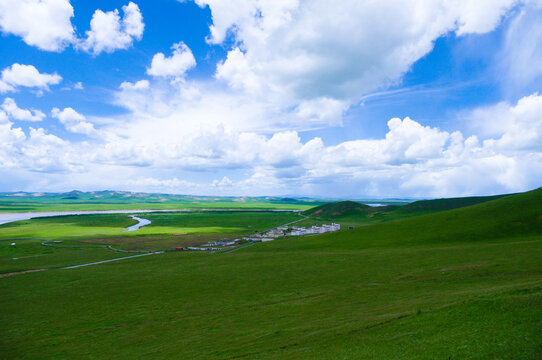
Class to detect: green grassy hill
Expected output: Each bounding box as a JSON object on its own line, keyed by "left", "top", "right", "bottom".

{"left": 1, "top": 188, "right": 540, "bottom": 359}
{"left": 282, "top": 187, "right": 542, "bottom": 252}
{"left": 398, "top": 193, "right": 512, "bottom": 213}
{"left": 302, "top": 191, "right": 520, "bottom": 227}
{"left": 303, "top": 200, "right": 373, "bottom": 217}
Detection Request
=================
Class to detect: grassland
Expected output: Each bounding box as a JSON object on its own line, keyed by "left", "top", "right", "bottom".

{"left": 303, "top": 192, "right": 517, "bottom": 228}
{"left": 0, "top": 189, "right": 540, "bottom": 359}
{"left": 0, "top": 190, "right": 322, "bottom": 212}
{"left": 0, "top": 211, "right": 301, "bottom": 272}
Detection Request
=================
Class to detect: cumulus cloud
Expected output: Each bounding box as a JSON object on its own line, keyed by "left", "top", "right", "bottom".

{"left": 1, "top": 1, "right": 541, "bottom": 197}
{"left": 100, "top": 92, "right": 542, "bottom": 196}
{"left": 468, "top": 93, "right": 542, "bottom": 151}
{"left": 0, "top": 1, "right": 146, "bottom": 55}
{"left": 0, "top": 121, "right": 26, "bottom": 169}
{"left": 2, "top": 98, "right": 45, "bottom": 121}
{"left": 0, "top": 0, "right": 75, "bottom": 51}
{"left": 0, "top": 64, "right": 62, "bottom": 93}
{"left": 51, "top": 107, "right": 96, "bottom": 135}
{"left": 147, "top": 42, "right": 196, "bottom": 81}
{"left": 78, "top": 2, "right": 144, "bottom": 55}
{"left": 120, "top": 79, "right": 149, "bottom": 90}
{"left": 124, "top": 177, "right": 201, "bottom": 193}
{"left": 21, "top": 127, "right": 74, "bottom": 172}
{"left": 212, "top": 176, "right": 233, "bottom": 188}
{"left": 196, "top": 0, "right": 524, "bottom": 120}
{"left": 0, "top": 122, "right": 77, "bottom": 172}
{"left": 3, "top": 92, "right": 542, "bottom": 195}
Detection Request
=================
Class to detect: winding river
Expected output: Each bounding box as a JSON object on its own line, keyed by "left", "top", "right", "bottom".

{"left": 125, "top": 215, "right": 152, "bottom": 231}
{"left": 0, "top": 209, "right": 177, "bottom": 226}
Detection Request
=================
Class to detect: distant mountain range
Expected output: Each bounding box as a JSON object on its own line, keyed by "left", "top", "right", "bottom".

{"left": 0, "top": 190, "right": 411, "bottom": 205}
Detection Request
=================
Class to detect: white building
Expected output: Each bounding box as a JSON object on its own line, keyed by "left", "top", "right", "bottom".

{"left": 287, "top": 223, "right": 340, "bottom": 236}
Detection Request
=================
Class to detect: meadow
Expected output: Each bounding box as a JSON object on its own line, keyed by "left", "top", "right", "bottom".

{"left": 0, "top": 211, "right": 301, "bottom": 273}
{"left": 0, "top": 189, "right": 540, "bottom": 359}
{"left": 0, "top": 191, "right": 322, "bottom": 212}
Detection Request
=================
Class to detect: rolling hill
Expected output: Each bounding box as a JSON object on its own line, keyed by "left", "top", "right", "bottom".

{"left": 302, "top": 191, "right": 520, "bottom": 227}
{"left": 398, "top": 193, "right": 512, "bottom": 213}
{"left": 285, "top": 187, "right": 542, "bottom": 252}
{"left": 303, "top": 200, "right": 374, "bottom": 217}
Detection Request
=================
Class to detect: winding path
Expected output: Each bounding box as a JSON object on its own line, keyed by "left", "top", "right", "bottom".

{"left": 41, "top": 239, "right": 149, "bottom": 253}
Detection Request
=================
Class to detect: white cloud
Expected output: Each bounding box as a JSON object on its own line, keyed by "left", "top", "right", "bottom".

{"left": 122, "top": 1, "right": 145, "bottom": 38}
{"left": 498, "top": 5, "right": 542, "bottom": 93}
{"left": 147, "top": 42, "right": 196, "bottom": 81}
{"left": 0, "top": 64, "right": 62, "bottom": 93}
{"left": 2, "top": 98, "right": 45, "bottom": 121}
{"left": 125, "top": 177, "right": 201, "bottom": 193}
{"left": 51, "top": 107, "right": 96, "bottom": 135}
{"left": 120, "top": 79, "right": 149, "bottom": 90}
{"left": 101, "top": 91, "right": 542, "bottom": 197}
{"left": 0, "top": 80, "right": 13, "bottom": 93}
{"left": 295, "top": 97, "right": 347, "bottom": 125}
{"left": 0, "top": 122, "right": 77, "bottom": 172}
{"left": 0, "top": 1, "right": 147, "bottom": 55}
{"left": 3, "top": 90, "right": 542, "bottom": 195}
{"left": 212, "top": 176, "right": 233, "bottom": 188}
{"left": 1, "top": 1, "right": 541, "bottom": 197}
{"left": 384, "top": 117, "right": 451, "bottom": 162}
{"left": 469, "top": 93, "right": 542, "bottom": 151}
{"left": 0, "top": 0, "right": 75, "bottom": 51}
{"left": 21, "top": 127, "right": 74, "bottom": 172}
{"left": 0, "top": 121, "right": 26, "bottom": 169}
{"left": 78, "top": 2, "right": 144, "bottom": 55}
{"left": 198, "top": 0, "right": 523, "bottom": 119}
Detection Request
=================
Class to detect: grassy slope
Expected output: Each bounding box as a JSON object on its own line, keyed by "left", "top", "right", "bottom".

{"left": 301, "top": 200, "right": 397, "bottom": 227}
{"left": 0, "top": 189, "right": 541, "bottom": 359}
{"left": 303, "top": 200, "right": 372, "bottom": 217}
{"left": 398, "top": 193, "right": 511, "bottom": 213}
{"left": 302, "top": 192, "right": 519, "bottom": 227}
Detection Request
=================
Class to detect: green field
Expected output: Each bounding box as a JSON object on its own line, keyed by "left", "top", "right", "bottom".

{"left": 302, "top": 193, "right": 516, "bottom": 228}
{"left": 0, "top": 190, "right": 323, "bottom": 212}
{"left": 0, "top": 211, "right": 301, "bottom": 272}
{"left": 0, "top": 189, "right": 541, "bottom": 359}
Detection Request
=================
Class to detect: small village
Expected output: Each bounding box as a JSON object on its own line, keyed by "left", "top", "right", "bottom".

{"left": 181, "top": 223, "right": 341, "bottom": 251}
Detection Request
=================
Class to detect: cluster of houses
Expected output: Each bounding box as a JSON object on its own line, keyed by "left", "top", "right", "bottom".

{"left": 243, "top": 223, "right": 340, "bottom": 242}
{"left": 177, "top": 238, "right": 242, "bottom": 251}
{"left": 202, "top": 239, "right": 238, "bottom": 247}
{"left": 179, "top": 222, "right": 341, "bottom": 251}
{"left": 288, "top": 223, "right": 340, "bottom": 236}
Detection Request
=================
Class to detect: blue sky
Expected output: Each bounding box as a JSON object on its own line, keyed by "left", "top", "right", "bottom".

{"left": 1, "top": 0, "right": 541, "bottom": 198}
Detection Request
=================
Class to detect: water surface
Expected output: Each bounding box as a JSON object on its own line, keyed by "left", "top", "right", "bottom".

{"left": 126, "top": 215, "right": 152, "bottom": 231}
